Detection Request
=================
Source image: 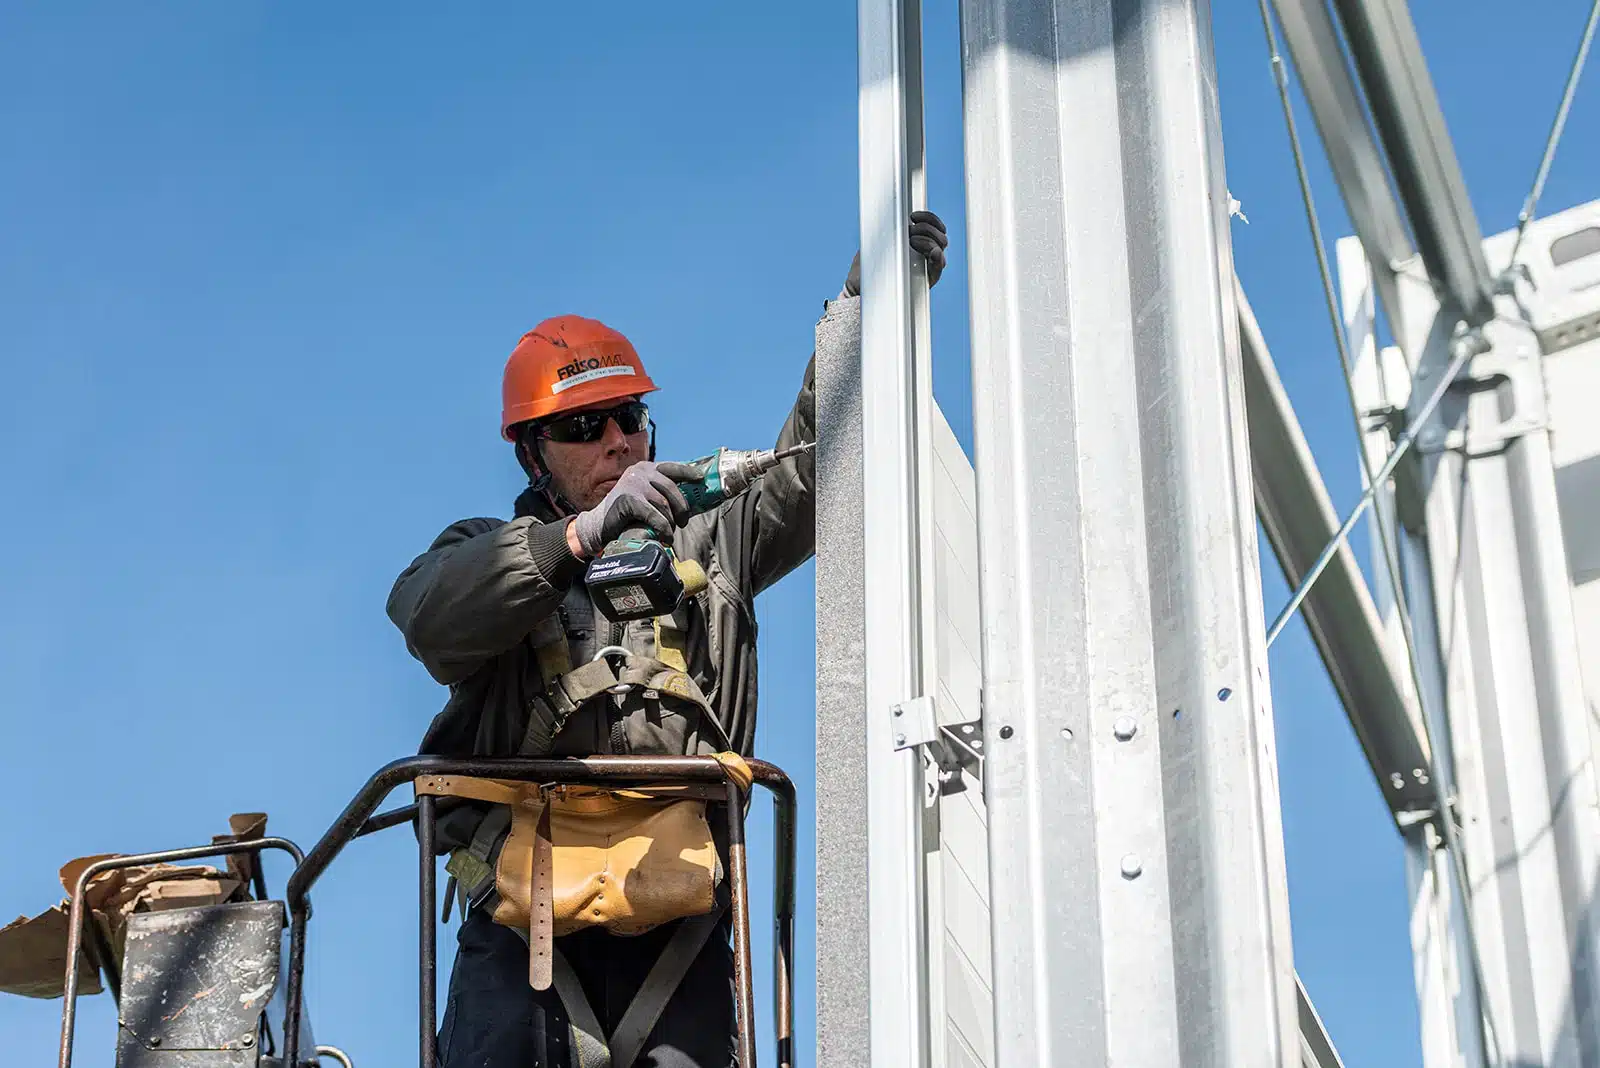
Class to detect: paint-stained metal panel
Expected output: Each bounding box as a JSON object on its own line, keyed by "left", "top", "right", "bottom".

{"left": 116, "top": 902, "right": 283, "bottom": 1068}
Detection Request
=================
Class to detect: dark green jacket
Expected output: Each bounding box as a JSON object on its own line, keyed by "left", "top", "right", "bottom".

{"left": 387, "top": 355, "right": 816, "bottom": 762}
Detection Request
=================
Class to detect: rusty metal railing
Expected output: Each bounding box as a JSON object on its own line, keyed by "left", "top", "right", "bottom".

{"left": 281, "top": 754, "right": 797, "bottom": 1068}
{"left": 57, "top": 837, "right": 307, "bottom": 1068}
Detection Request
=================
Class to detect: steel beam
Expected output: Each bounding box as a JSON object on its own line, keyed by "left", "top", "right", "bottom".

{"left": 1238, "top": 277, "right": 1436, "bottom": 819}
{"left": 1330, "top": 0, "right": 1496, "bottom": 325}
{"left": 1296, "top": 977, "right": 1348, "bottom": 1068}
{"left": 854, "top": 0, "right": 937, "bottom": 1062}
{"left": 960, "top": 0, "right": 1297, "bottom": 1060}
{"left": 1269, "top": 0, "right": 1413, "bottom": 321}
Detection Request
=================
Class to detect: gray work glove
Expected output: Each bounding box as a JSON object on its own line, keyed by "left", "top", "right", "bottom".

{"left": 843, "top": 210, "right": 950, "bottom": 296}
{"left": 572, "top": 461, "right": 699, "bottom": 557}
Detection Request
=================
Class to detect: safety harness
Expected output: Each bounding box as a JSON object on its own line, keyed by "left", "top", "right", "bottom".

{"left": 438, "top": 602, "right": 737, "bottom": 1068}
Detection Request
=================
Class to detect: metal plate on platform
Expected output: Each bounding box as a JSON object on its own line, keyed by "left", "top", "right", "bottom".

{"left": 116, "top": 901, "right": 284, "bottom": 1067}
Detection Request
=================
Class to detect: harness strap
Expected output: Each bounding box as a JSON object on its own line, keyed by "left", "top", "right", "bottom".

{"left": 607, "top": 907, "right": 725, "bottom": 1068}
{"left": 551, "top": 946, "right": 611, "bottom": 1068}
{"left": 523, "top": 659, "right": 620, "bottom": 754}
{"left": 527, "top": 907, "right": 726, "bottom": 1068}
{"left": 439, "top": 788, "right": 512, "bottom": 917}
{"left": 653, "top": 616, "right": 689, "bottom": 673}
{"left": 533, "top": 611, "right": 574, "bottom": 683}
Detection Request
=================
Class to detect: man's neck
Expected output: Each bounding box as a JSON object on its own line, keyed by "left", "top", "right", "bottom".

{"left": 513, "top": 484, "right": 566, "bottom": 522}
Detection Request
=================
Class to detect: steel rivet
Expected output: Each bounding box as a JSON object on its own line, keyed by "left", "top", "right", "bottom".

{"left": 149, "top": 1038, "right": 162, "bottom": 1048}
{"left": 894, "top": 734, "right": 906, "bottom": 746}
{"left": 1120, "top": 854, "right": 1143, "bottom": 879}
{"left": 999, "top": 725, "right": 1015, "bottom": 739}
{"left": 1113, "top": 717, "right": 1137, "bottom": 741}
{"left": 1217, "top": 687, "right": 1232, "bottom": 701}
{"left": 893, "top": 705, "right": 903, "bottom": 716}
{"left": 1060, "top": 727, "right": 1073, "bottom": 740}
{"left": 241, "top": 1033, "right": 255, "bottom": 1048}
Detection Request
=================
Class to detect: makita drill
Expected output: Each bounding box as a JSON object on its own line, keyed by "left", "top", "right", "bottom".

{"left": 585, "top": 441, "right": 816, "bottom": 621}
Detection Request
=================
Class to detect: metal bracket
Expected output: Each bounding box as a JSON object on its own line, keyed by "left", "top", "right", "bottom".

{"left": 1416, "top": 414, "right": 1549, "bottom": 455}
{"left": 1413, "top": 320, "right": 1548, "bottom": 456}
{"left": 938, "top": 723, "right": 984, "bottom": 765}
{"left": 891, "top": 695, "right": 939, "bottom": 750}
{"left": 1394, "top": 806, "right": 1438, "bottom": 831}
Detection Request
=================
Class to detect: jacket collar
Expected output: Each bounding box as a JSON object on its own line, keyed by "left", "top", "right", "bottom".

{"left": 513, "top": 484, "right": 563, "bottom": 522}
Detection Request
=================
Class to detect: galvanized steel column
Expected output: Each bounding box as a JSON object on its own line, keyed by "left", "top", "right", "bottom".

{"left": 1398, "top": 251, "right": 1600, "bottom": 1066}
{"left": 836, "top": 0, "right": 940, "bottom": 1063}
{"left": 1340, "top": 237, "right": 1491, "bottom": 1068}
{"left": 958, "top": 0, "right": 1298, "bottom": 1062}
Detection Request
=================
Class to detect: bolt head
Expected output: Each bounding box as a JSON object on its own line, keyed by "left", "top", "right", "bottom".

{"left": 1120, "top": 854, "right": 1143, "bottom": 879}
{"left": 1112, "top": 716, "right": 1137, "bottom": 741}
{"left": 241, "top": 1033, "right": 255, "bottom": 1048}
{"left": 894, "top": 733, "right": 906, "bottom": 746}
{"left": 148, "top": 1037, "right": 162, "bottom": 1048}
{"left": 999, "top": 725, "right": 1015, "bottom": 740}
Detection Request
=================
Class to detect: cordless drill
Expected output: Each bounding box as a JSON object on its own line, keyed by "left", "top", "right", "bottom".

{"left": 585, "top": 441, "right": 816, "bottom": 621}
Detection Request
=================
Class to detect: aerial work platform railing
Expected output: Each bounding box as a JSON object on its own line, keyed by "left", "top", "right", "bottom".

{"left": 56, "top": 836, "right": 329, "bottom": 1068}
{"left": 54, "top": 754, "right": 797, "bottom": 1068}
{"left": 281, "top": 754, "right": 798, "bottom": 1068}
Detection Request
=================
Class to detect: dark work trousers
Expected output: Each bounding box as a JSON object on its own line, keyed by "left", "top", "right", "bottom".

{"left": 437, "top": 907, "right": 737, "bottom": 1067}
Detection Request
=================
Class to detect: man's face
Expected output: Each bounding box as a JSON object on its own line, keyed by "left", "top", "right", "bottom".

{"left": 536, "top": 395, "right": 652, "bottom": 511}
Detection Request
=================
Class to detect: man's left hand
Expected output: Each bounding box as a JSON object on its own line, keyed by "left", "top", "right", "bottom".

{"left": 843, "top": 210, "right": 950, "bottom": 296}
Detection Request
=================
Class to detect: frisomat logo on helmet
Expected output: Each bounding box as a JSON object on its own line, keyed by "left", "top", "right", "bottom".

{"left": 550, "top": 351, "right": 638, "bottom": 394}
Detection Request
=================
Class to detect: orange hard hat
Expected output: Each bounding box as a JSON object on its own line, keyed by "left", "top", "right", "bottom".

{"left": 500, "top": 315, "right": 659, "bottom": 440}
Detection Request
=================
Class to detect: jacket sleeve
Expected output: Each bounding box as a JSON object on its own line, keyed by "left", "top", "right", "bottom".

{"left": 387, "top": 515, "right": 584, "bottom": 685}
{"left": 725, "top": 352, "right": 817, "bottom": 597}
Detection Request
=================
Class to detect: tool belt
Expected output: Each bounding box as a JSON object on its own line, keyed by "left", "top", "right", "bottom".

{"left": 416, "top": 755, "right": 750, "bottom": 990}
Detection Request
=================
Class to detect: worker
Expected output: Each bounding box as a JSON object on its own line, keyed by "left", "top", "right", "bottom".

{"left": 387, "top": 211, "right": 948, "bottom": 1068}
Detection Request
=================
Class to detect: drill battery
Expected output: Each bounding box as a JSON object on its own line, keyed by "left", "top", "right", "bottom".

{"left": 585, "top": 534, "right": 685, "bottom": 621}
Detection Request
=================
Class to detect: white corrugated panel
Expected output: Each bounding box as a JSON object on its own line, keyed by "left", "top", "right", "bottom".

{"left": 930, "top": 403, "right": 993, "bottom": 1068}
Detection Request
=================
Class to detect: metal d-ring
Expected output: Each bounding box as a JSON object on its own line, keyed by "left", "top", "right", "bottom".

{"left": 593, "top": 645, "right": 633, "bottom": 694}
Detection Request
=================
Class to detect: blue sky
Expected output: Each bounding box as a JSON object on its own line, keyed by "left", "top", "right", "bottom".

{"left": 1, "top": 3, "right": 1594, "bottom": 1065}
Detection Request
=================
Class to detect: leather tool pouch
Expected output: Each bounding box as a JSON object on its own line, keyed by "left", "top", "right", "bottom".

{"left": 415, "top": 753, "right": 751, "bottom": 989}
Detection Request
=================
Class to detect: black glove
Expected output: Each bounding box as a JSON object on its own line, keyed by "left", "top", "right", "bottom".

{"left": 572, "top": 461, "right": 698, "bottom": 557}
{"left": 843, "top": 210, "right": 950, "bottom": 296}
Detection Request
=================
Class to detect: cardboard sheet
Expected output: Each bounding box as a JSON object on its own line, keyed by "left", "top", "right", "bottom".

{"left": 0, "top": 813, "right": 267, "bottom": 999}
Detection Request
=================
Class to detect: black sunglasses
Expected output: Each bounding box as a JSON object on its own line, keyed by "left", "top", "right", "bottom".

{"left": 533, "top": 401, "right": 651, "bottom": 444}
